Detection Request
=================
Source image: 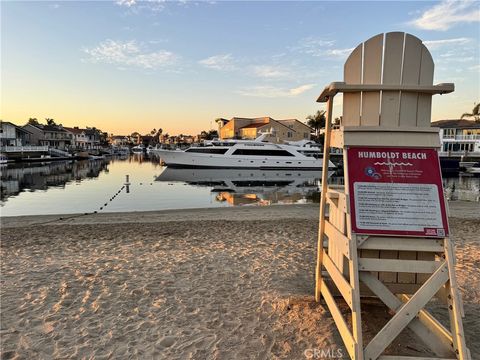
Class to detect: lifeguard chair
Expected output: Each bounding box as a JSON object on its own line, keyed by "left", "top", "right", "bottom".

{"left": 315, "top": 32, "right": 470, "bottom": 360}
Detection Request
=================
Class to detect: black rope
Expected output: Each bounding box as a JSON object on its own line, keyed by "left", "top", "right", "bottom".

{"left": 28, "top": 180, "right": 129, "bottom": 226}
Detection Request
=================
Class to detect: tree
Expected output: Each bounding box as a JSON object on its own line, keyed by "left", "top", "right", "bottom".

{"left": 461, "top": 102, "right": 480, "bottom": 122}
{"left": 28, "top": 118, "right": 39, "bottom": 125}
{"left": 45, "top": 118, "right": 56, "bottom": 126}
{"left": 306, "top": 110, "right": 326, "bottom": 138}
{"left": 207, "top": 130, "right": 218, "bottom": 139}
{"left": 153, "top": 128, "right": 163, "bottom": 144}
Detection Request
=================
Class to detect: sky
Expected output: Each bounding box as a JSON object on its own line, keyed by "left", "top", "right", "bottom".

{"left": 1, "top": 0, "right": 479, "bottom": 136}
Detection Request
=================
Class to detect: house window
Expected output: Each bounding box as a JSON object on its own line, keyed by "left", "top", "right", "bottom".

{"left": 443, "top": 128, "right": 455, "bottom": 138}
{"left": 287, "top": 132, "right": 293, "bottom": 138}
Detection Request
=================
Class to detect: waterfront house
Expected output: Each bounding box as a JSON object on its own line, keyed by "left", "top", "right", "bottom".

{"left": 0, "top": 121, "right": 31, "bottom": 147}
{"left": 23, "top": 123, "right": 72, "bottom": 149}
{"left": 84, "top": 128, "right": 102, "bottom": 149}
{"left": 64, "top": 127, "right": 88, "bottom": 149}
{"left": 216, "top": 117, "right": 312, "bottom": 143}
{"left": 109, "top": 135, "right": 130, "bottom": 146}
{"left": 431, "top": 119, "right": 480, "bottom": 157}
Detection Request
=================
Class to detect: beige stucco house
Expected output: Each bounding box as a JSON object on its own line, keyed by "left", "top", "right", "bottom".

{"left": 215, "top": 117, "right": 312, "bottom": 143}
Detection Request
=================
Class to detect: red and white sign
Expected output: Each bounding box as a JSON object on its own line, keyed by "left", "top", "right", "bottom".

{"left": 347, "top": 147, "right": 449, "bottom": 237}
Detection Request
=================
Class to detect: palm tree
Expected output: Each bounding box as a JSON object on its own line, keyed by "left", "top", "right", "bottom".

{"left": 461, "top": 103, "right": 480, "bottom": 122}
{"left": 306, "top": 110, "right": 326, "bottom": 138}
{"left": 153, "top": 128, "right": 163, "bottom": 144}
{"left": 45, "top": 118, "right": 56, "bottom": 126}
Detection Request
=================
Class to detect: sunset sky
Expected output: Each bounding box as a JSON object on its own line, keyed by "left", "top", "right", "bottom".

{"left": 1, "top": 1, "right": 479, "bottom": 136}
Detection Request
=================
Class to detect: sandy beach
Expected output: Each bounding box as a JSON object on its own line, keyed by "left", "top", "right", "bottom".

{"left": 1, "top": 202, "right": 479, "bottom": 359}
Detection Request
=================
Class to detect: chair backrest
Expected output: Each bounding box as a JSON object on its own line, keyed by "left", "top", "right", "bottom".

{"left": 343, "top": 32, "right": 434, "bottom": 128}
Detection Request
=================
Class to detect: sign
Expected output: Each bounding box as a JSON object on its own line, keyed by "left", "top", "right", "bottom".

{"left": 347, "top": 147, "right": 449, "bottom": 237}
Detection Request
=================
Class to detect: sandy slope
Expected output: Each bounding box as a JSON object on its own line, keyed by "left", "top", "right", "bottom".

{"left": 1, "top": 203, "right": 479, "bottom": 359}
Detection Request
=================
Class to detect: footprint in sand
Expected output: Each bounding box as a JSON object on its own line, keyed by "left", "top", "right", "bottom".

{"left": 157, "top": 335, "right": 176, "bottom": 348}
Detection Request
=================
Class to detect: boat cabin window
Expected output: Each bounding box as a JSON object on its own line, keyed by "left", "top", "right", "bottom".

{"left": 211, "top": 142, "right": 235, "bottom": 146}
{"left": 185, "top": 148, "right": 228, "bottom": 154}
{"left": 232, "top": 149, "right": 294, "bottom": 156}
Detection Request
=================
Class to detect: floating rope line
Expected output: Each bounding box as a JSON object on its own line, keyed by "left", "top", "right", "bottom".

{"left": 28, "top": 175, "right": 131, "bottom": 226}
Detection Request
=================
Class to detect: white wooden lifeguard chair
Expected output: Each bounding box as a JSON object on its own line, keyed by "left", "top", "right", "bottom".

{"left": 315, "top": 32, "right": 470, "bottom": 360}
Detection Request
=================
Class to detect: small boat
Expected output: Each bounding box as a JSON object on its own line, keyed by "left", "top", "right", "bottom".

{"left": 132, "top": 144, "right": 145, "bottom": 153}
{"left": 112, "top": 146, "right": 130, "bottom": 155}
{"left": 151, "top": 133, "right": 335, "bottom": 169}
{"left": 0, "top": 153, "right": 9, "bottom": 165}
{"left": 466, "top": 162, "right": 480, "bottom": 174}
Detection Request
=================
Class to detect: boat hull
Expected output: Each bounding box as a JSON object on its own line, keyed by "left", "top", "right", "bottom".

{"left": 152, "top": 149, "right": 334, "bottom": 169}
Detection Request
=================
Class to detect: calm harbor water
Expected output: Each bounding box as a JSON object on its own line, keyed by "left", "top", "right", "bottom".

{"left": 1, "top": 154, "right": 478, "bottom": 217}
{"left": 0, "top": 154, "right": 329, "bottom": 216}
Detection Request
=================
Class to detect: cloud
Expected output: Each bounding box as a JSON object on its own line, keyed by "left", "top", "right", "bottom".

{"left": 293, "top": 37, "right": 336, "bottom": 57}
{"left": 198, "top": 54, "right": 235, "bottom": 70}
{"left": 423, "top": 37, "right": 477, "bottom": 65}
{"left": 116, "top": 0, "right": 137, "bottom": 7}
{"left": 116, "top": 0, "right": 166, "bottom": 12}
{"left": 410, "top": 0, "right": 480, "bottom": 31}
{"left": 251, "top": 65, "right": 290, "bottom": 79}
{"left": 423, "top": 37, "right": 472, "bottom": 50}
{"left": 324, "top": 48, "right": 355, "bottom": 59}
{"left": 237, "top": 84, "right": 316, "bottom": 98}
{"left": 292, "top": 37, "right": 353, "bottom": 59}
{"left": 83, "top": 39, "right": 177, "bottom": 69}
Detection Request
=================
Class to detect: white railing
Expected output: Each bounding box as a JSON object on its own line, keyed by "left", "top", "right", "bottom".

{"left": 438, "top": 150, "right": 480, "bottom": 157}
{"left": 1, "top": 145, "right": 49, "bottom": 152}
{"left": 442, "top": 135, "right": 480, "bottom": 140}
{"left": 49, "top": 148, "right": 72, "bottom": 157}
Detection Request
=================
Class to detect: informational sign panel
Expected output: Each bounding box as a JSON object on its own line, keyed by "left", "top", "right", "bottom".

{"left": 347, "top": 147, "right": 449, "bottom": 237}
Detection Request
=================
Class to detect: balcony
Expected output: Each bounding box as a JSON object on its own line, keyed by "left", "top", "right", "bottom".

{"left": 441, "top": 134, "right": 480, "bottom": 141}
{"left": 438, "top": 150, "right": 480, "bottom": 157}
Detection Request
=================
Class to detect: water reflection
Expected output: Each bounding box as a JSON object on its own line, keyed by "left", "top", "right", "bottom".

{"left": 1, "top": 159, "right": 109, "bottom": 202}
{"left": 1, "top": 154, "right": 478, "bottom": 217}
{"left": 443, "top": 174, "right": 480, "bottom": 202}
{"left": 155, "top": 168, "right": 342, "bottom": 206}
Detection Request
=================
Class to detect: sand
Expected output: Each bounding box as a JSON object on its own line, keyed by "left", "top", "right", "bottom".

{"left": 1, "top": 202, "right": 479, "bottom": 359}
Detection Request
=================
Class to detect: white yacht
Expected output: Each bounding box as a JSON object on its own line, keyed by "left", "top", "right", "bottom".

{"left": 132, "top": 144, "right": 145, "bottom": 153}
{"left": 151, "top": 134, "right": 335, "bottom": 169}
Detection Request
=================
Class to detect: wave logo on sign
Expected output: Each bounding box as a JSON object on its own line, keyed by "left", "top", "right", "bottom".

{"left": 373, "top": 162, "right": 413, "bottom": 166}
{"left": 364, "top": 166, "right": 381, "bottom": 180}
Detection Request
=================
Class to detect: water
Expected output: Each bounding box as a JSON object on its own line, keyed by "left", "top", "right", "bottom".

{"left": 0, "top": 154, "right": 332, "bottom": 216}
{"left": 2, "top": 154, "right": 478, "bottom": 217}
